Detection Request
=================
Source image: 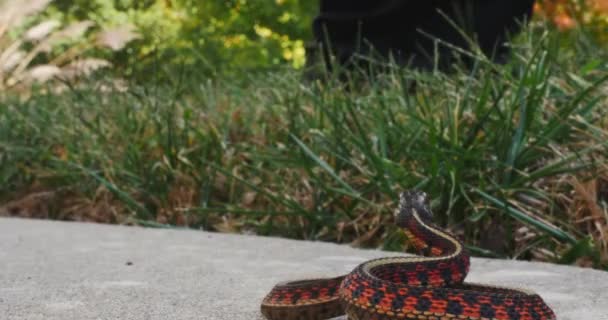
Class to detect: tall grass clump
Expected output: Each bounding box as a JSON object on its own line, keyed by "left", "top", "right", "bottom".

{"left": 1, "top": 25, "right": 607, "bottom": 269}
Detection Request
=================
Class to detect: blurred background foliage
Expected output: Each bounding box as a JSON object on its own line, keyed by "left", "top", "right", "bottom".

{"left": 0, "top": 0, "right": 138, "bottom": 91}
{"left": 4, "top": 0, "right": 605, "bottom": 80}
{"left": 45, "top": 0, "right": 318, "bottom": 77}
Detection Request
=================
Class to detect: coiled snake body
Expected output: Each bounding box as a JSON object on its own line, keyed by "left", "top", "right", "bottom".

{"left": 261, "top": 191, "right": 556, "bottom": 319}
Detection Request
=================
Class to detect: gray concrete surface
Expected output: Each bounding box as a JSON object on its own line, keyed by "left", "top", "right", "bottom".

{"left": 0, "top": 217, "right": 606, "bottom": 320}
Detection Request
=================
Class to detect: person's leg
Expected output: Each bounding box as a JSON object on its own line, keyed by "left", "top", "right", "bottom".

{"left": 311, "top": 0, "right": 422, "bottom": 69}
{"left": 473, "top": 0, "right": 536, "bottom": 59}
{"left": 417, "top": 0, "right": 536, "bottom": 68}
{"left": 310, "top": 0, "right": 536, "bottom": 71}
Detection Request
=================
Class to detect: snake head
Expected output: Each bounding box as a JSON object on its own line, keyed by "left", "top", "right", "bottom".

{"left": 394, "top": 190, "right": 433, "bottom": 227}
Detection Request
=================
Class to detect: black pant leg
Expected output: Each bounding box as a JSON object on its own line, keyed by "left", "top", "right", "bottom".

{"left": 311, "top": 0, "right": 535, "bottom": 71}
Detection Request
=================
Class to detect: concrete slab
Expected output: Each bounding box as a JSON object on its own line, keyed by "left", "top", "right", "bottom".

{"left": 0, "top": 217, "right": 606, "bottom": 320}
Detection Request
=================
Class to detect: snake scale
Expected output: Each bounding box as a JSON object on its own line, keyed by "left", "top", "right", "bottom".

{"left": 260, "top": 190, "right": 556, "bottom": 320}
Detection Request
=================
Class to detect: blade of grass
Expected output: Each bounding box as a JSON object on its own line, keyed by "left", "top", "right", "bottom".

{"left": 291, "top": 134, "right": 363, "bottom": 199}
{"left": 59, "top": 160, "right": 151, "bottom": 218}
{"left": 474, "top": 188, "right": 576, "bottom": 244}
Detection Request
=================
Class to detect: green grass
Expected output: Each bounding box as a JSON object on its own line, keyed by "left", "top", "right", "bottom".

{"left": 1, "top": 25, "right": 607, "bottom": 269}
